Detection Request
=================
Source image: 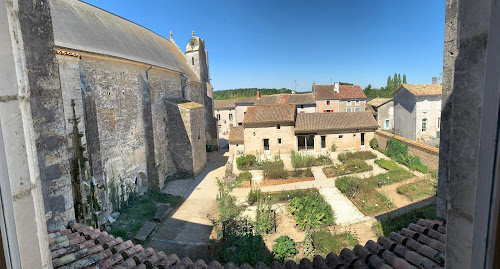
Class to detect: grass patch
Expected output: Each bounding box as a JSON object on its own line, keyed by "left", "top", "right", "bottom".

{"left": 290, "top": 151, "right": 332, "bottom": 168}
{"left": 109, "top": 191, "right": 184, "bottom": 240}
{"left": 248, "top": 188, "right": 319, "bottom": 205}
{"left": 311, "top": 229, "right": 358, "bottom": 256}
{"left": 373, "top": 205, "right": 437, "bottom": 236}
{"left": 374, "top": 159, "right": 400, "bottom": 171}
{"left": 397, "top": 180, "right": 437, "bottom": 201}
{"left": 337, "top": 150, "right": 376, "bottom": 162}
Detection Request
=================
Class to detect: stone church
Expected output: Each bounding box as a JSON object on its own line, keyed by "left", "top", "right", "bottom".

{"left": 44, "top": 0, "right": 218, "bottom": 230}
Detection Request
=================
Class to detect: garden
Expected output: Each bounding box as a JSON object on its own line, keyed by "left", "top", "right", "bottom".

{"left": 208, "top": 177, "right": 357, "bottom": 266}
{"left": 323, "top": 150, "right": 376, "bottom": 178}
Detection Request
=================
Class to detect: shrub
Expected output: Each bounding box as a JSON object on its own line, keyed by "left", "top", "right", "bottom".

{"left": 374, "top": 159, "right": 400, "bottom": 171}
{"left": 237, "top": 171, "right": 252, "bottom": 181}
{"left": 406, "top": 155, "right": 429, "bottom": 173}
{"left": 369, "top": 137, "right": 379, "bottom": 149}
{"left": 330, "top": 142, "right": 337, "bottom": 152}
{"left": 311, "top": 229, "right": 358, "bottom": 256}
{"left": 304, "top": 167, "right": 314, "bottom": 177}
{"left": 335, "top": 176, "right": 360, "bottom": 196}
{"left": 213, "top": 233, "right": 270, "bottom": 266}
{"left": 386, "top": 138, "right": 408, "bottom": 163}
{"left": 290, "top": 151, "right": 316, "bottom": 168}
{"left": 236, "top": 155, "right": 258, "bottom": 170}
{"left": 316, "top": 154, "right": 332, "bottom": 166}
{"left": 263, "top": 159, "right": 287, "bottom": 179}
{"left": 256, "top": 200, "right": 275, "bottom": 234}
{"left": 289, "top": 194, "right": 335, "bottom": 230}
{"left": 248, "top": 188, "right": 263, "bottom": 205}
{"left": 272, "top": 236, "right": 298, "bottom": 263}
{"left": 431, "top": 169, "right": 438, "bottom": 180}
{"left": 337, "top": 151, "right": 377, "bottom": 162}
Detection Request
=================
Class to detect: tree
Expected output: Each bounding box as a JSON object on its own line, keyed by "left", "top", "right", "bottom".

{"left": 403, "top": 74, "right": 407, "bottom": 84}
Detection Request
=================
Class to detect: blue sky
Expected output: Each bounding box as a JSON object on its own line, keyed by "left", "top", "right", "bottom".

{"left": 84, "top": 0, "right": 445, "bottom": 92}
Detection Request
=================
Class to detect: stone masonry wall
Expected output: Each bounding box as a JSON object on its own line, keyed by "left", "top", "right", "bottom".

{"left": 375, "top": 130, "right": 439, "bottom": 170}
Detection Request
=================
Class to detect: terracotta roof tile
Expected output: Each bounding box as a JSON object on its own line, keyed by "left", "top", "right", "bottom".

{"left": 228, "top": 126, "right": 244, "bottom": 142}
{"left": 235, "top": 97, "right": 257, "bottom": 104}
{"left": 254, "top": 94, "right": 315, "bottom": 106}
{"left": 214, "top": 99, "right": 237, "bottom": 109}
{"left": 48, "top": 219, "right": 445, "bottom": 269}
{"left": 367, "top": 98, "right": 392, "bottom": 107}
{"left": 393, "top": 84, "right": 442, "bottom": 97}
{"left": 243, "top": 104, "right": 296, "bottom": 125}
{"left": 295, "top": 112, "right": 378, "bottom": 133}
{"left": 313, "top": 85, "right": 367, "bottom": 100}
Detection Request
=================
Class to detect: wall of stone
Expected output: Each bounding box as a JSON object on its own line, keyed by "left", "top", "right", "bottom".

{"left": 377, "top": 101, "right": 394, "bottom": 130}
{"left": 243, "top": 124, "right": 295, "bottom": 154}
{"left": 339, "top": 100, "right": 366, "bottom": 112}
{"left": 375, "top": 130, "right": 439, "bottom": 170}
{"left": 309, "top": 131, "right": 374, "bottom": 152}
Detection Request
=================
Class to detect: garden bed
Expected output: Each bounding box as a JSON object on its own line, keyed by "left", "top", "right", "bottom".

{"left": 248, "top": 188, "right": 319, "bottom": 205}
{"left": 311, "top": 229, "right": 358, "bottom": 257}
{"left": 290, "top": 151, "right": 332, "bottom": 168}
{"left": 397, "top": 180, "right": 437, "bottom": 201}
{"left": 323, "top": 159, "right": 373, "bottom": 178}
{"left": 240, "top": 176, "right": 315, "bottom": 188}
{"left": 337, "top": 150, "right": 377, "bottom": 162}
{"left": 373, "top": 204, "right": 437, "bottom": 236}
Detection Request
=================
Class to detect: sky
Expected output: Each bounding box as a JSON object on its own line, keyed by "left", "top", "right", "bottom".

{"left": 83, "top": 0, "right": 446, "bottom": 92}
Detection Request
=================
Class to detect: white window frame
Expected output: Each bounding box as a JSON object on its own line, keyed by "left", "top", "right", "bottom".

{"left": 355, "top": 100, "right": 360, "bottom": 106}
{"left": 278, "top": 138, "right": 282, "bottom": 145}
{"left": 422, "top": 118, "right": 427, "bottom": 132}
{"left": 346, "top": 108, "right": 352, "bottom": 112}
{"left": 385, "top": 119, "right": 390, "bottom": 129}
{"left": 229, "top": 113, "right": 233, "bottom": 121}
{"left": 347, "top": 100, "right": 352, "bottom": 106}
{"left": 339, "top": 134, "right": 343, "bottom": 139}
{"left": 354, "top": 107, "right": 360, "bottom": 112}
{"left": 277, "top": 124, "right": 280, "bottom": 130}
{"left": 321, "top": 136, "right": 326, "bottom": 150}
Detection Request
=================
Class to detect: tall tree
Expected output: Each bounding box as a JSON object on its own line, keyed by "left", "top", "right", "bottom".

{"left": 403, "top": 74, "right": 407, "bottom": 84}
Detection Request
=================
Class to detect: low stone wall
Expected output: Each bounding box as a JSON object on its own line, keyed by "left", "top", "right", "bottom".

{"left": 374, "top": 130, "right": 440, "bottom": 171}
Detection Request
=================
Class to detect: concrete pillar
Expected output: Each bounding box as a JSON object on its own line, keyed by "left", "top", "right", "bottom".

{"left": 439, "top": 0, "right": 500, "bottom": 267}
{"left": 0, "top": 0, "right": 77, "bottom": 266}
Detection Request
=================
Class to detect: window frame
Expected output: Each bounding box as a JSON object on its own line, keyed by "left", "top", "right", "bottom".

{"left": 326, "top": 100, "right": 331, "bottom": 106}
{"left": 229, "top": 113, "right": 233, "bottom": 121}
{"left": 278, "top": 138, "right": 282, "bottom": 145}
{"left": 346, "top": 108, "right": 352, "bottom": 112}
{"left": 355, "top": 100, "right": 360, "bottom": 106}
{"left": 422, "top": 118, "right": 427, "bottom": 132}
{"left": 277, "top": 124, "right": 281, "bottom": 130}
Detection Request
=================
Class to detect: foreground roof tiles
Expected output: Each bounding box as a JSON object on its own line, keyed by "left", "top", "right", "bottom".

{"left": 367, "top": 98, "right": 393, "bottom": 107}
{"left": 314, "top": 85, "right": 367, "bottom": 100}
{"left": 243, "top": 104, "right": 296, "bottom": 125}
{"left": 393, "top": 84, "right": 443, "bottom": 97}
{"left": 295, "top": 112, "right": 378, "bottom": 133}
{"left": 48, "top": 219, "right": 445, "bottom": 269}
{"left": 229, "top": 126, "right": 244, "bottom": 142}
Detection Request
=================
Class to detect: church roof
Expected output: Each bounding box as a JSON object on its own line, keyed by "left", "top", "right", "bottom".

{"left": 49, "top": 0, "right": 198, "bottom": 82}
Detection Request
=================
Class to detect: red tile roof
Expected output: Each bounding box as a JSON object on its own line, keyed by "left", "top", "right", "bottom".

{"left": 314, "top": 85, "right": 367, "bottom": 100}
{"left": 228, "top": 126, "right": 244, "bottom": 142}
{"left": 48, "top": 219, "right": 445, "bottom": 268}
{"left": 254, "top": 93, "right": 315, "bottom": 106}
{"left": 295, "top": 112, "right": 378, "bottom": 133}
{"left": 214, "top": 99, "right": 237, "bottom": 110}
{"left": 393, "top": 84, "right": 443, "bottom": 97}
{"left": 243, "top": 104, "right": 296, "bottom": 125}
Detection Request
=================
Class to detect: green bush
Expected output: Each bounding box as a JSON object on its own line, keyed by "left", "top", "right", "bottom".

{"left": 385, "top": 138, "right": 429, "bottom": 173}
{"left": 330, "top": 142, "right": 337, "bottom": 152}
{"left": 290, "top": 151, "right": 332, "bottom": 168}
{"left": 431, "top": 169, "right": 438, "bottom": 179}
{"left": 304, "top": 167, "right": 314, "bottom": 177}
{"left": 256, "top": 200, "right": 274, "bottom": 234}
{"left": 289, "top": 194, "right": 335, "bottom": 230}
{"left": 237, "top": 171, "right": 252, "bottom": 181}
{"left": 316, "top": 154, "right": 332, "bottom": 166}
{"left": 337, "top": 151, "right": 377, "bottom": 162}
{"left": 335, "top": 176, "right": 360, "bottom": 196}
{"left": 263, "top": 159, "right": 287, "bottom": 179}
{"left": 236, "top": 155, "right": 258, "bottom": 170}
{"left": 213, "top": 233, "right": 271, "bottom": 266}
{"left": 406, "top": 155, "right": 429, "bottom": 173}
{"left": 374, "top": 159, "right": 400, "bottom": 171}
{"left": 311, "top": 229, "right": 358, "bottom": 256}
{"left": 248, "top": 188, "right": 262, "bottom": 205}
{"left": 369, "top": 137, "right": 379, "bottom": 149}
{"left": 272, "top": 236, "right": 298, "bottom": 264}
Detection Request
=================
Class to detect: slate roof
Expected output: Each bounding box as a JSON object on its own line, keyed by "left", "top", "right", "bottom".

{"left": 295, "top": 112, "right": 378, "bottom": 133}
{"left": 48, "top": 219, "right": 445, "bottom": 269}
{"left": 243, "top": 104, "right": 296, "bottom": 125}
{"left": 393, "top": 84, "right": 443, "bottom": 97}
{"left": 367, "top": 98, "right": 393, "bottom": 107}
{"left": 228, "top": 126, "right": 244, "bottom": 142}
{"left": 49, "top": 0, "right": 198, "bottom": 82}
{"left": 254, "top": 94, "right": 316, "bottom": 106}
{"left": 313, "top": 85, "right": 367, "bottom": 100}
{"left": 214, "top": 99, "right": 237, "bottom": 110}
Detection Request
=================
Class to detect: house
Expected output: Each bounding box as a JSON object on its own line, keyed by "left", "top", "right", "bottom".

{"left": 392, "top": 84, "right": 442, "bottom": 141}
{"left": 312, "top": 82, "right": 367, "bottom": 113}
{"left": 366, "top": 98, "right": 394, "bottom": 131}
{"left": 295, "top": 112, "right": 378, "bottom": 152}
{"left": 214, "top": 99, "right": 237, "bottom": 135}
{"left": 242, "top": 104, "right": 297, "bottom": 154}
{"left": 254, "top": 92, "right": 316, "bottom": 113}
{"left": 228, "top": 126, "right": 245, "bottom": 155}
{"left": 234, "top": 96, "right": 256, "bottom": 126}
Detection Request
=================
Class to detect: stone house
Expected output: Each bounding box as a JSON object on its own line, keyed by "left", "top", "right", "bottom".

{"left": 214, "top": 99, "right": 237, "bottom": 135}
{"left": 366, "top": 98, "right": 394, "bottom": 131}
{"left": 228, "top": 126, "right": 245, "bottom": 155}
{"left": 295, "top": 112, "right": 377, "bottom": 152}
{"left": 242, "top": 104, "right": 297, "bottom": 155}
{"left": 392, "top": 84, "right": 442, "bottom": 141}
{"left": 313, "top": 82, "right": 367, "bottom": 113}
{"left": 254, "top": 92, "right": 316, "bottom": 113}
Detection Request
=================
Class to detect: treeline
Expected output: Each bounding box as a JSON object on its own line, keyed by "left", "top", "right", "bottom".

{"left": 364, "top": 73, "right": 407, "bottom": 98}
{"left": 214, "top": 88, "right": 293, "bottom": 100}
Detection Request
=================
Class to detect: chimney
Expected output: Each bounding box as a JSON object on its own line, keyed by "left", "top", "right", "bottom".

{"left": 312, "top": 82, "right": 316, "bottom": 94}
{"left": 257, "top": 91, "right": 261, "bottom": 99}
{"left": 334, "top": 82, "right": 339, "bottom": 93}
{"left": 432, "top": 77, "right": 440, "bottom": 84}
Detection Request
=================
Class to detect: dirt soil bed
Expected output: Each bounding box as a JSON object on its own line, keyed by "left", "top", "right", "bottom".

{"left": 322, "top": 167, "right": 372, "bottom": 178}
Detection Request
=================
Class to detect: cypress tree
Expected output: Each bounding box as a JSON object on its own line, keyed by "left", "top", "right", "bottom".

{"left": 403, "top": 74, "right": 407, "bottom": 84}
